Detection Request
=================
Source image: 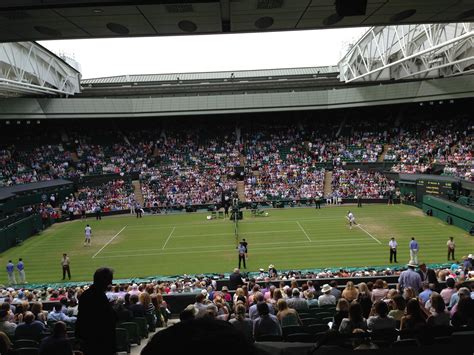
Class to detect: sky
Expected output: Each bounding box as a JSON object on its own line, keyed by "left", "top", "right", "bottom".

{"left": 39, "top": 28, "right": 368, "bottom": 79}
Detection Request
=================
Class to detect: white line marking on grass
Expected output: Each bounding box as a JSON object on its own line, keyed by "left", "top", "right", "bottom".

{"left": 296, "top": 221, "right": 312, "bottom": 242}
{"left": 356, "top": 225, "right": 382, "bottom": 244}
{"left": 345, "top": 216, "right": 382, "bottom": 244}
{"left": 92, "top": 226, "right": 127, "bottom": 259}
{"left": 161, "top": 227, "right": 176, "bottom": 250}
{"left": 94, "top": 241, "right": 374, "bottom": 259}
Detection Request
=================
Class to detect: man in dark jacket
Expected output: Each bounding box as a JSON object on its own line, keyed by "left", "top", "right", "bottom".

{"left": 418, "top": 263, "right": 440, "bottom": 291}
{"left": 76, "top": 267, "right": 117, "bottom": 355}
{"left": 229, "top": 268, "right": 245, "bottom": 290}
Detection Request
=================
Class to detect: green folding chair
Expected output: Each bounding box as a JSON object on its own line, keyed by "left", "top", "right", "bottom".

{"left": 133, "top": 317, "right": 149, "bottom": 338}
{"left": 115, "top": 328, "right": 131, "bottom": 354}
{"left": 119, "top": 322, "right": 141, "bottom": 345}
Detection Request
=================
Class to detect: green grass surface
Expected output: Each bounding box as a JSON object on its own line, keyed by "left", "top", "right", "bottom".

{"left": 1, "top": 204, "right": 473, "bottom": 284}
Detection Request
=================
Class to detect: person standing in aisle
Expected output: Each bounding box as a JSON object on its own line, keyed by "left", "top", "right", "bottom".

{"left": 17, "top": 258, "right": 26, "bottom": 283}
{"left": 389, "top": 237, "right": 398, "bottom": 263}
{"left": 6, "top": 260, "right": 16, "bottom": 285}
{"left": 61, "top": 253, "right": 71, "bottom": 280}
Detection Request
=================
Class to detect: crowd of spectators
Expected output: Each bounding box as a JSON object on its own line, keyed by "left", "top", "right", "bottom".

{"left": 0, "top": 258, "right": 472, "bottom": 352}
{"left": 0, "top": 118, "right": 472, "bottom": 198}
{"left": 61, "top": 179, "right": 134, "bottom": 214}
{"left": 387, "top": 119, "right": 473, "bottom": 181}
{"left": 331, "top": 169, "right": 397, "bottom": 199}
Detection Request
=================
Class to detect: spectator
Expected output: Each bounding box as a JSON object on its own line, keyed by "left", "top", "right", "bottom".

{"left": 440, "top": 278, "right": 456, "bottom": 305}
{"left": 400, "top": 299, "right": 426, "bottom": 331}
{"left": 276, "top": 299, "right": 301, "bottom": 327}
{"left": 357, "top": 282, "right": 373, "bottom": 319}
{"left": 114, "top": 298, "right": 133, "bottom": 323}
{"left": 367, "top": 301, "right": 396, "bottom": 331}
{"left": 39, "top": 321, "right": 73, "bottom": 355}
{"left": 249, "top": 292, "right": 274, "bottom": 321}
{"left": 332, "top": 298, "right": 349, "bottom": 330}
{"left": 388, "top": 295, "right": 406, "bottom": 322}
{"left": 342, "top": 281, "right": 359, "bottom": 302}
{"left": 329, "top": 281, "right": 341, "bottom": 300}
{"left": 427, "top": 293, "right": 450, "bottom": 327}
{"left": 15, "top": 311, "right": 46, "bottom": 341}
{"left": 339, "top": 302, "right": 367, "bottom": 334}
{"left": 253, "top": 302, "right": 282, "bottom": 338}
{"left": 419, "top": 282, "right": 433, "bottom": 305}
{"left": 229, "top": 303, "right": 253, "bottom": 343}
{"left": 286, "top": 289, "right": 309, "bottom": 313}
{"left": 0, "top": 331, "right": 13, "bottom": 355}
{"left": 398, "top": 263, "right": 422, "bottom": 295}
{"left": 451, "top": 288, "right": 474, "bottom": 328}
{"left": 47, "top": 303, "right": 77, "bottom": 324}
{"left": 229, "top": 268, "right": 245, "bottom": 290}
{"left": 179, "top": 305, "right": 197, "bottom": 322}
{"left": 0, "top": 310, "right": 16, "bottom": 338}
{"left": 76, "top": 267, "right": 117, "bottom": 355}
{"left": 129, "top": 294, "right": 146, "bottom": 318}
{"left": 318, "top": 284, "right": 336, "bottom": 306}
{"left": 371, "top": 279, "right": 389, "bottom": 303}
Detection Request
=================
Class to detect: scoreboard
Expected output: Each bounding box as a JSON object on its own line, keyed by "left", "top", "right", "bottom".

{"left": 416, "top": 179, "right": 453, "bottom": 201}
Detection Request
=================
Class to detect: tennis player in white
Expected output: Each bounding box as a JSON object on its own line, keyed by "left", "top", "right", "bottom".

{"left": 347, "top": 211, "right": 356, "bottom": 230}
{"left": 84, "top": 224, "right": 92, "bottom": 246}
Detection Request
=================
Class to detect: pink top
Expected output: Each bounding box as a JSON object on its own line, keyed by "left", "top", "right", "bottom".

{"left": 371, "top": 288, "right": 389, "bottom": 302}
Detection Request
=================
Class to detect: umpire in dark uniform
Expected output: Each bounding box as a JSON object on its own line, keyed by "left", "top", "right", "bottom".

{"left": 237, "top": 243, "right": 246, "bottom": 269}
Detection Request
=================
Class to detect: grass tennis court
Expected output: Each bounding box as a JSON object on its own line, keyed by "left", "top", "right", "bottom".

{"left": 1, "top": 204, "right": 473, "bottom": 284}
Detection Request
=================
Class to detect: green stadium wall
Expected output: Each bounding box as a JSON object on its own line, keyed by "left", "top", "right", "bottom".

{"left": 0, "top": 213, "right": 42, "bottom": 253}
{"left": 422, "top": 195, "right": 474, "bottom": 232}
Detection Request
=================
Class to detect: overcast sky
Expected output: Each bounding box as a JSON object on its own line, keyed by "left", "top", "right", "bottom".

{"left": 39, "top": 27, "right": 368, "bottom": 79}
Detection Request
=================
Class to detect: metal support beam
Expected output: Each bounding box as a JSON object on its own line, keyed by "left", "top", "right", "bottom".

{"left": 0, "top": 42, "right": 81, "bottom": 97}
{"left": 339, "top": 23, "right": 474, "bottom": 83}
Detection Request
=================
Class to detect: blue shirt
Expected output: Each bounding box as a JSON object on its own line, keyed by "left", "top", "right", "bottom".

{"left": 409, "top": 240, "right": 419, "bottom": 250}
{"left": 398, "top": 268, "right": 422, "bottom": 294}
{"left": 6, "top": 263, "right": 14, "bottom": 273}
{"left": 419, "top": 289, "right": 432, "bottom": 304}
{"left": 17, "top": 261, "right": 24, "bottom": 271}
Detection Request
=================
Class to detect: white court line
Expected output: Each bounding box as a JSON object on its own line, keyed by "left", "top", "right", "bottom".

{"left": 92, "top": 226, "right": 127, "bottom": 259}
{"left": 98, "top": 237, "right": 373, "bottom": 254}
{"left": 161, "top": 227, "right": 176, "bottom": 250}
{"left": 94, "top": 241, "right": 374, "bottom": 259}
{"left": 345, "top": 216, "right": 382, "bottom": 244}
{"left": 357, "top": 224, "right": 382, "bottom": 244}
{"left": 296, "top": 221, "right": 312, "bottom": 242}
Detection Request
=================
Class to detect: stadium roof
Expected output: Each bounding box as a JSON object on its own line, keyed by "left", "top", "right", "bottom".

{"left": 0, "top": 179, "right": 72, "bottom": 200}
{"left": 81, "top": 66, "right": 339, "bottom": 85}
{"left": 0, "top": 0, "right": 473, "bottom": 42}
